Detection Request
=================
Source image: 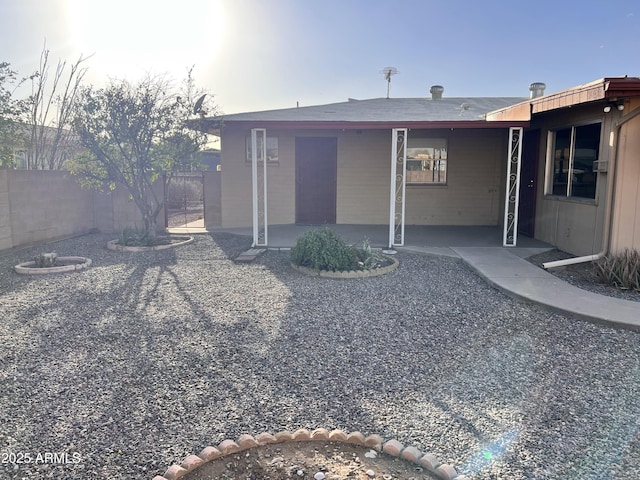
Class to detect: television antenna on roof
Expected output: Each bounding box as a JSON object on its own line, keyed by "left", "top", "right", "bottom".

{"left": 380, "top": 67, "right": 398, "bottom": 99}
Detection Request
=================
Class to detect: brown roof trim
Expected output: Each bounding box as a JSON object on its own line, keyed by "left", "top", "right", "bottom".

{"left": 210, "top": 120, "right": 528, "bottom": 133}
{"left": 487, "top": 77, "right": 640, "bottom": 120}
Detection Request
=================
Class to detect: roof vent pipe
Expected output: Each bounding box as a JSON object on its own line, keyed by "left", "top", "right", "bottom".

{"left": 529, "top": 82, "right": 546, "bottom": 99}
{"left": 430, "top": 85, "right": 444, "bottom": 100}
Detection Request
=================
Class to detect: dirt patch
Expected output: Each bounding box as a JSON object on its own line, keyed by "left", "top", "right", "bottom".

{"left": 182, "top": 441, "right": 437, "bottom": 480}
{"left": 526, "top": 249, "right": 639, "bottom": 302}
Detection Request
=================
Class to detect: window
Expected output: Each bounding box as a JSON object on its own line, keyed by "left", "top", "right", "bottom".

{"left": 548, "top": 122, "right": 601, "bottom": 199}
{"left": 13, "top": 150, "right": 27, "bottom": 169}
{"left": 406, "top": 138, "right": 447, "bottom": 184}
{"left": 246, "top": 136, "right": 278, "bottom": 164}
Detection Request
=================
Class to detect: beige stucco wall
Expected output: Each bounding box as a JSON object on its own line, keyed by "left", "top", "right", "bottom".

{"left": 610, "top": 100, "right": 640, "bottom": 253}
{"left": 219, "top": 126, "right": 508, "bottom": 228}
{"left": 204, "top": 170, "right": 222, "bottom": 228}
{"left": 529, "top": 104, "right": 614, "bottom": 255}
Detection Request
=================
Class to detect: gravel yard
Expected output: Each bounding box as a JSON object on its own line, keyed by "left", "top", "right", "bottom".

{"left": 1, "top": 233, "right": 639, "bottom": 480}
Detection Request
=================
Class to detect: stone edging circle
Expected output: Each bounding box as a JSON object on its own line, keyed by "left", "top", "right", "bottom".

{"left": 14, "top": 256, "right": 92, "bottom": 275}
{"left": 152, "top": 429, "right": 468, "bottom": 480}
{"left": 291, "top": 256, "right": 399, "bottom": 279}
{"left": 106, "top": 236, "right": 194, "bottom": 252}
{"left": 152, "top": 428, "right": 469, "bottom": 480}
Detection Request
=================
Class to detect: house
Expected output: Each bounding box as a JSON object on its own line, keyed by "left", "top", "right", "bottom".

{"left": 202, "top": 77, "right": 640, "bottom": 257}
{"left": 488, "top": 77, "right": 640, "bottom": 257}
{"left": 9, "top": 123, "right": 82, "bottom": 170}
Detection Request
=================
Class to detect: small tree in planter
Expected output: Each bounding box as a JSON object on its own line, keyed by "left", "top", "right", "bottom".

{"left": 69, "top": 69, "right": 218, "bottom": 244}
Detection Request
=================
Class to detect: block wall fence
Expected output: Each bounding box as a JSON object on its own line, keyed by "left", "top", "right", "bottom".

{"left": 0, "top": 169, "right": 224, "bottom": 251}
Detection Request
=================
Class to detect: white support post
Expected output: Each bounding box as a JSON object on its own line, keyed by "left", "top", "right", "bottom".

{"left": 251, "top": 128, "right": 268, "bottom": 247}
{"left": 503, "top": 127, "right": 523, "bottom": 247}
{"left": 389, "top": 128, "right": 407, "bottom": 248}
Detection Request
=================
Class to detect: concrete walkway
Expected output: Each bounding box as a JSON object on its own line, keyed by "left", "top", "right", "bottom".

{"left": 449, "top": 247, "right": 640, "bottom": 330}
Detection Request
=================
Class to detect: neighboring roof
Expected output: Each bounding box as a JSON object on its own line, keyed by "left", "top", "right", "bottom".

{"left": 487, "top": 76, "right": 640, "bottom": 121}
{"left": 203, "top": 96, "right": 528, "bottom": 133}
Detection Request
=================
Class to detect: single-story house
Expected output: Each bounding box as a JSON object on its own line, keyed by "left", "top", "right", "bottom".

{"left": 202, "top": 77, "right": 640, "bottom": 257}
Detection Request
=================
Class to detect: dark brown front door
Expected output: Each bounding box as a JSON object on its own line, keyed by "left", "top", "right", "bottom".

{"left": 295, "top": 137, "right": 337, "bottom": 224}
{"left": 519, "top": 129, "right": 540, "bottom": 237}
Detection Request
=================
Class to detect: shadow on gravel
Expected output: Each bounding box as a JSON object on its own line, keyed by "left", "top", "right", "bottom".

{"left": 1, "top": 234, "right": 639, "bottom": 480}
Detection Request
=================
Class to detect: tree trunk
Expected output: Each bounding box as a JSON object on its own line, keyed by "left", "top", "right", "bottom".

{"left": 143, "top": 213, "right": 157, "bottom": 244}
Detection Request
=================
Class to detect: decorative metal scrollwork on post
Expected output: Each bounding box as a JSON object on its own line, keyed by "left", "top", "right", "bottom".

{"left": 389, "top": 128, "right": 407, "bottom": 248}
{"left": 252, "top": 128, "right": 268, "bottom": 247}
{"left": 503, "top": 127, "right": 523, "bottom": 247}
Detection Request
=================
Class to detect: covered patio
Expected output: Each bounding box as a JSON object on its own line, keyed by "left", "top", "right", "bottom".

{"left": 206, "top": 224, "right": 551, "bottom": 251}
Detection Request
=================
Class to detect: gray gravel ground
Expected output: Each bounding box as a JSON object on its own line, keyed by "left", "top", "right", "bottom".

{"left": 0, "top": 233, "right": 639, "bottom": 480}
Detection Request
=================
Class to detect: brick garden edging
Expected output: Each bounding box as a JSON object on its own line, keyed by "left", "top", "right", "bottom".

{"left": 291, "top": 256, "right": 399, "bottom": 279}
{"left": 152, "top": 428, "right": 468, "bottom": 480}
{"left": 106, "top": 236, "right": 194, "bottom": 252}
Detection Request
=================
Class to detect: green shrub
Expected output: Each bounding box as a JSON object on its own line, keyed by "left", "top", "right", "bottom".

{"left": 291, "top": 227, "right": 359, "bottom": 271}
{"left": 595, "top": 249, "right": 640, "bottom": 291}
{"left": 118, "top": 226, "right": 153, "bottom": 247}
{"left": 354, "top": 238, "right": 388, "bottom": 270}
{"left": 34, "top": 252, "right": 57, "bottom": 268}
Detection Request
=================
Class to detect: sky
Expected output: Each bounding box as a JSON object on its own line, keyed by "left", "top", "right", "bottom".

{"left": 1, "top": 0, "right": 640, "bottom": 116}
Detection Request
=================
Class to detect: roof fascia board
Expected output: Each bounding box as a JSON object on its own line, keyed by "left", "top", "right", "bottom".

{"left": 487, "top": 77, "right": 640, "bottom": 120}
{"left": 220, "top": 120, "right": 529, "bottom": 130}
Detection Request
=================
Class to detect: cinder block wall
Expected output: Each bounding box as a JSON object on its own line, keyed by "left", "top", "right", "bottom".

{"left": 2, "top": 170, "right": 95, "bottom": 250}
{"left": 0, "top": 170, "right": 167, "bottom": 251}
{"left": 0, "top": 170, "right": 12, "bottom": 250}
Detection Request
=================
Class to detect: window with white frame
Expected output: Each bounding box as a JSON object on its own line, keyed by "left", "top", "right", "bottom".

{"left": 406, "top": 138, "right": 447, "bottom": 184}
{"left": 245, "top": 136, "right": 279, "bottom": 165}
{"left": 547, "top": 122, "right": 601, "bottom": 200}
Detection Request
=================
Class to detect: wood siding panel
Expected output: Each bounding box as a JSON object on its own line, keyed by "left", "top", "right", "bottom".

{"left": 611, "top": 113, "right": 640, "bottom": 253}
{"left": 529, "top": 104, "right": 612, "bottom": 255}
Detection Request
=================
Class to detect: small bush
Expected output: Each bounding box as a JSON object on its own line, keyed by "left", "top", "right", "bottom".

{"left": 34, "top": 252, "right": 57, "bottom": 268}
{"left": 291, "top": 227, "right": 359, "bottom": 271}
{"left": 595, "top": 249, "right": 640, "bottom": 291}
{"left": 118, "top": 226, "right": 152, "bottom": 247}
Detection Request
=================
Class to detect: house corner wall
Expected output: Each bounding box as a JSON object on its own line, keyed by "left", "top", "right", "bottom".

{"left": 203, "top": 170, "right": 222, "bottom": 228}
{"left": 610, "top": 103, "right": 640, "bottom": 253}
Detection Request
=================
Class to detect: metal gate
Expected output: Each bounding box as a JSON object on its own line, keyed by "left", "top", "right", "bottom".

{"left": 165, "top": 172, "right": 205, "bottom": 228}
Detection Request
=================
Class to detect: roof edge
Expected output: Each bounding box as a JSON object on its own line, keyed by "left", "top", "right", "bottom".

{"left": 487, "top": 76, "right": 640, "bottom": 121}
{"left": 204, "top": 119, "right": 529, "bottom": 135}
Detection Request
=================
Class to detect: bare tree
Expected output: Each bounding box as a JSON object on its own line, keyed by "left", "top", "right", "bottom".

{"left": 27, "top": 46, "right": 91, "bottom": 170}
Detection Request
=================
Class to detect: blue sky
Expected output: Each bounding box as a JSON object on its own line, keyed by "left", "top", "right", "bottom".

{"left": 1, "top": 0, "right": 639, "bottom": 114}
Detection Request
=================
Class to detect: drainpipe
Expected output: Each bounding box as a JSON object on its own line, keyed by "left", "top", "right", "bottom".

{"left": 543, "top": 105, "right": 640, "bottom": 269}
